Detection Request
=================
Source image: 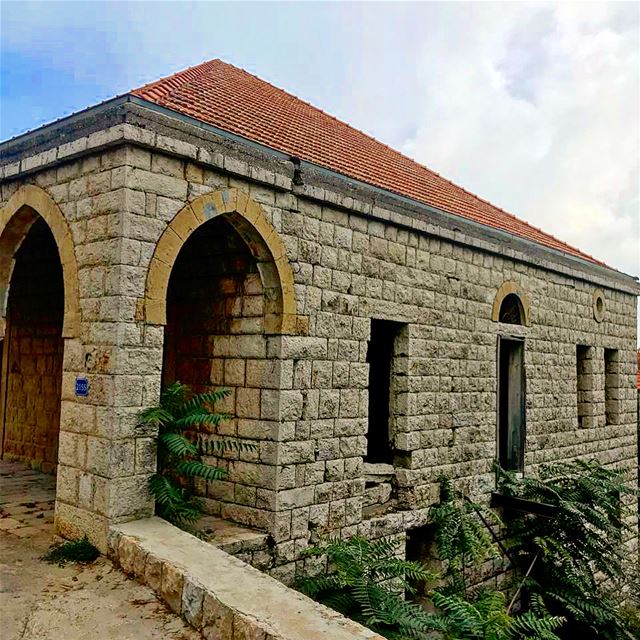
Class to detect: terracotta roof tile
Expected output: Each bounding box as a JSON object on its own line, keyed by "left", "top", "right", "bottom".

{"left": 132, "top": 59, "right": 604, "bottom": 266}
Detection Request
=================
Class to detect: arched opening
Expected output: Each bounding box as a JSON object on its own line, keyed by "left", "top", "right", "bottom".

{"left": 491, "top": 282, "right": 530, "bottom": 327}
{"left": 163, "top": 216, "right": 266, "bottom": 389}
{"left": 0, "top": 216, "right": 64, "bottom": 472}
{"left": 146, "top": 189, "right": 300, "bottom": 530}
{"left": 1, "top": 185, "right": 80, "bottom": 340}
{"left": 161, "top": 215, "right": 276, "bottom": 528}
{"left": 498, "top": 293, "right": 524, "bottom": 325}
{"left": 144, "top": 188, "right": 299, "bottom": 334}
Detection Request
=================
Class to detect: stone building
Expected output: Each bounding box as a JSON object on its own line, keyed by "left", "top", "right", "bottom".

{"left": 1, "top": 60, "right": 638, "bottom": 580}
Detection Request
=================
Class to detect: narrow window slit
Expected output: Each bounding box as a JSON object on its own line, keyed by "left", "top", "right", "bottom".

{"left": 366, "top": 319, "right": 404, "bottom": 464}
{"left": 576, "top": 345, "right": 593, "bottom": 429}
{"left": 604, "top": 348, "right": 620, "bottom": 426}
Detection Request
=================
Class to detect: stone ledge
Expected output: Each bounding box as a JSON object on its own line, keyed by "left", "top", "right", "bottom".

{"left": 109, "top": 517, "right": 384, "bottom": 640}
{"left": 198, "top": 514, "right": 269, "bottom": 555}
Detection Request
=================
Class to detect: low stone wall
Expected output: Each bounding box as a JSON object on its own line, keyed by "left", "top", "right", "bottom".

{"left": 109, "top": 517, "right": 384, "bottom": 640}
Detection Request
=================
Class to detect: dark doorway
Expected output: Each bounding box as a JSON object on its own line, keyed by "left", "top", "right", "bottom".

{"left": 497, "top": 337, "right": 525, "bottom": 472}
{"left": 0, "top": 217, "right": 64, "bottom": 473}
{"left": 162, "top": 216, "right": 264, "bottom": 392}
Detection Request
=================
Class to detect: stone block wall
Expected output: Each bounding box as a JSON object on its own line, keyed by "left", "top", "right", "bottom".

{"left": 1, "top": 143, "right": 163, "bottom": 549}
{"left": 108, "top": 136, "right": 637, "bottom": 578}
{"left": 1, "top": 118, "right": 637, "bottom": 572}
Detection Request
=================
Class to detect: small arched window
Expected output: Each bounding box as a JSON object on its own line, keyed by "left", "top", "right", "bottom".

{"left": 499, "top": 293, "right": 524, "bottom": 325}
{"left": 491, "top": 282, "right": 530, "bottom": 326}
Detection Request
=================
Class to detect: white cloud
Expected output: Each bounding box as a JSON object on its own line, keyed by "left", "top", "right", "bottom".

{"left": 3, "top": 3, "right": 638, "bottom": 283}
{"left": 340, "top": 3, "right": 639, "bottom": 278}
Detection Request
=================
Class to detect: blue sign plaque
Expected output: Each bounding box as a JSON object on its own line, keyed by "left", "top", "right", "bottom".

{"left": 75, "top": 376, "right": 89, "bottom": 397}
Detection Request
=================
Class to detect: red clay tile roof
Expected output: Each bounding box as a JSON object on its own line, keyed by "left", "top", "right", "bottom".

{"left": 132, "top": 59, "right": 604, "bottom": 266}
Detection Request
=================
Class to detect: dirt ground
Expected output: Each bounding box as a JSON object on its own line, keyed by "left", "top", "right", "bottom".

{"left": 0, "top": 462, "right": 200, "bottom": 640}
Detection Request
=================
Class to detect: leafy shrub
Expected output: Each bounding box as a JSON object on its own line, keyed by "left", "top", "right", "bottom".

{"left": 298, "top": 535, "right": 562, "bottom": 640}
{"left": 433, "top": 589, "right": 563, "bottom": 640}
{"left": 138, "top": 382, "right": 253, "bottom": 532}
{"left": 430, "top": 476, "right": 500, "bottom": 596}
{"left": 42, "top": 535, "right": 100, "bottom": 565}
{"left": 497, "top": 460, "right": 639, "bottom": 640}
{"left": 297, "top": 536, "right": 446, "bottom": 639}
{"left": 427, "top": 477, "right": 563, "bottom": 639}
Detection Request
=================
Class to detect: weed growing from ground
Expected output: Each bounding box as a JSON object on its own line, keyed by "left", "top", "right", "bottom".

{"left": 42, "top": 536, "right": 100, "bottom": 566}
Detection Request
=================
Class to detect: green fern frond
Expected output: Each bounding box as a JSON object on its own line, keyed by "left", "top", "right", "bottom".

{"left": 138, "top": 406, "right": 174, "bottom": 429}
{"left": 159, "top": 432, "right": 198, "bottom": 457}
{"left": 148, "top": 474, "right": 183, "bottom": 506}
{"left": 175, "top": 460, "right": 227, "bottom": 481}
{"left": 141, "top": 382, "right": 239, "bottom": 534}
{"left": 175, "top": 412, "right": 231, "bottom": 428}
{"left": 159, "top": 382, "right": 190, "bottom": 413}
{"left": 295, "top": 536, "right": 445, "bottom": 639}
{"left": 177, "top": 388, "right": 231, "bottom": 416}
{"left": 497, "top": 459, "right": 637, "bottom": 639}
{"left": 511, "top": 611, "right": 564, "bottom": 638}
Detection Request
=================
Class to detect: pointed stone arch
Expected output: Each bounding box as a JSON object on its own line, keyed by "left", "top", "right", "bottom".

{"left": 144, "top": 188, "right": 300, "bottom": 335}
{"left": 0, "top": 185, "right": 80, "bottom": 339}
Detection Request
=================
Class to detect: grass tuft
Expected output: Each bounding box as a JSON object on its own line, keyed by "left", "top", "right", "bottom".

{"left": 42, "top": 536, "right": 100, "bottom": 566}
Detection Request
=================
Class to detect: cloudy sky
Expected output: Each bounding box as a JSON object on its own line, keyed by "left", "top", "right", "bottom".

{"left": 2, "top": 1, "right": 638, "bottom": 280}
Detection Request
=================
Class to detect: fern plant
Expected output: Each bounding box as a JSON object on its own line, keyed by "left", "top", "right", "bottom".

{"left": 430, "top": 477, "right": 501, "bottom": 597}
{"left": 297, "top": 536, "right": 561, "bottom": 640}
{"left": 139, "top": 382, "right": 253, "bottom": 532}
{"left": 297, "top": 536, "right": 445, "bottom": 639}
{"left": 497, "top": 460, "right": 639, "bottom": 640}
{"left": 427, "top": 478, "right": 562, "bottom": 639}
{"left": 432, "top": 589, "right": 563, "bottom": 640}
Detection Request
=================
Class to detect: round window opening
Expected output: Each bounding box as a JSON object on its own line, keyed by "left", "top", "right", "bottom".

{"left": 593, "top": 290, "right": 605, "bottom": 323}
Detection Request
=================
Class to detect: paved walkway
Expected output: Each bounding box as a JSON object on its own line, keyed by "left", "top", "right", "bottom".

{"left": 0, "top": 461, "right": 56, "bottom": 537}
{"left": 0, "top": 461, "right": 200, "bottom": 640}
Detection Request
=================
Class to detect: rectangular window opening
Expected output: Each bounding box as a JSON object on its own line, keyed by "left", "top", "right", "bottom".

{"left": 604, "top": 348, "right": 620, "bottom": 426}
{"left": 366, "top": 319, "right": 403, "bottom": 464}
{"left": 576, "top": 345, "right": 592, "bottom": 428}
{"left": 498, "top": 337, "right": 525, "bottom": 472}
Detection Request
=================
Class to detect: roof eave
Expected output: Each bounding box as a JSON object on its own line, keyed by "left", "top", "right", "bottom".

{"left": 2, "top": 95, "right": 639, "bottom": 296}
